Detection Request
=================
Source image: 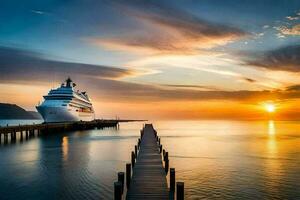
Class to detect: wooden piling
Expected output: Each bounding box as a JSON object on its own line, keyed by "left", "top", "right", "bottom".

{"left": 126, "top": 163, "right": 131, "bottom": 189}
{"left": 165, "top": 159, "right": 169, "bottom": 173}
{"left": 131, "top": 151, "right": 135, "bottom": 167}
{"left": 4, "top": 133, "right": 8, "bottom": 144}
{"left": 164, "top": 152, "right": 168, "bottom": 161}
{"left": 134, "top": 145, "right": 138, "bottom": 157}
{"left": 138, "top": 138, "right": 141, "bottom": 148}
{"left": 11, "top": 131, "right": 16, "bottom": 142}
{"left": 114, "top": 181, "right": 122, "bottom": 200}
{"left": 170, "top": 168, "right": 175, "bottom": 192}
{"left": 176, "top": 182, "right": 184, "bottom": 200}
{"left": 117, "top": 172, "right": 124, "bottom": 194}
{"left": 20, "top": 131, "right": 23, "bottom": 141}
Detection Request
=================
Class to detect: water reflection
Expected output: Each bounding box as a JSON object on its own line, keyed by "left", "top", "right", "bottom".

{"left": 0, "top": 121, "right": 299, "bottom": 199}
{"left": 268, "top": 120, "right": 276, "bottom": 136}
{"left": 265, "top": 120, "right": 282, "bottom": 199}
{"left": 267, "top": 120, "right": 277, "bottom": 155}
{"left": 62, "top": 136, "right": 69, "bottom": 161}
{"left": 37, "top": 132, "right": 98, "bottom": 199}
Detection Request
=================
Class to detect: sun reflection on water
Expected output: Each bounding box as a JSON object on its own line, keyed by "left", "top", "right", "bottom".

{"left": 62, "top": 136, "right": 69, "bottom": 161}
{"left": 267, "top": 120, "right": 277, "bottom": 155}
{"left": 268, "top": 120, "right": 275, "bottom": 136}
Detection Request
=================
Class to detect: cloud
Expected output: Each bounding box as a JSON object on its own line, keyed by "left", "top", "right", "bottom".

{"left": 0, "top": 46, "right": 138, "bottom": 85}
{"left": 31, "top": 10, "right": 46, "bottom": 15}
{"left": 276, "top": 24, "right": 300, "bottom": 36}
{"left": 286, "top": 16, "right": 299, "bottom": 21}
{"left": 159, "top": 84, "right": 219, "bottom": 91}
{"left": 3, "top": 46, "right": 300, "bottom": 105}
{"left": 244, "top": 45, "right": 300, "bottom": 72}
{"left": 0, "top": 46, "right": 276, "bottom": 103}
{"left": 242, "top": 78, "right": 256, "bottom": 83}
{"left": 88, "top": 0, "right": 247, "bottom": 55}
{"left": 286, "top": 84, "right": 300, "bottom": 91}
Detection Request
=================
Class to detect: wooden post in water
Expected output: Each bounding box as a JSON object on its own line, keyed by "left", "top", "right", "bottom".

{"left": 134, "top": 145, "right": 138, "bottom": 157}
{"left": 176, "top": 182, "right": 184, "bottom": 200}
{"left": 131, "top": 151, "right": 135, "bottom": 167}
{"left": 165, "top": 159, "right": 169, "bottom": 174}
{"left": 164, "top": 152, "right": 168, "bottom": 161}
{"left": 140, "top": 130, "right": 143, "bottom": 138}
{"left": 4, "top": 133, "right": 8, "bottom": 144}
{"left": 20, "top": 131, "right": 23, "bottom": 141}
{"left": 170, "top": 168, "right": 175, "bottom": 192}
{"left": 25, "top": 130, "right": 29, "bottom": 139}
{"left": 118, "top": 172, "right": 124, "bottom": 194}
{"left": 138, "top": 138, "right": 141, "bottom": 148}
{"left": 11, "top": 131, "right": 16, "bottom": 143}
{"left": 114, "top": 181, "right": 122, "bottom": 200}
{"left": 126, "top": 163, "right": 131, "bottom": 189}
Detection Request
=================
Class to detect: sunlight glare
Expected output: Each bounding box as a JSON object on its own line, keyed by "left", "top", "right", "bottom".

{"left": 265, "top": 104, "right": 275, "bottom": 113}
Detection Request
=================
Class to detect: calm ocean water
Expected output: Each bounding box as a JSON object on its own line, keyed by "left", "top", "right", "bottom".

{"left": 0, "top": 120, "right": 299, "bottom": 199}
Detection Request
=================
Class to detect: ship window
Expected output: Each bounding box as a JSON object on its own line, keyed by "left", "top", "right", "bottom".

{"left": 62, "top": 104, "right": 67, "bottom": 106}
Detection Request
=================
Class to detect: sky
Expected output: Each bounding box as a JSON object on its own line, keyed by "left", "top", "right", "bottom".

{"left": 0, "top": 0, "right": 300, "bottom": 120}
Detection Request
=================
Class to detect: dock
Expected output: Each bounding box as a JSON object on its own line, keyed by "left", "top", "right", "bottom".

{"left": 0, "top": 119, "right": 129, "bottom": 144}
{"left": 113, "top": 124, "right": 184, "bottom": 200}
{"left": 127, "top": 124, "right": 169, "bottom": 199}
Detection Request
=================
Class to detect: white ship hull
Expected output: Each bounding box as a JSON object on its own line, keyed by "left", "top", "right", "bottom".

{"left": 37, "top": 106, "right": 94, "bottom": 123}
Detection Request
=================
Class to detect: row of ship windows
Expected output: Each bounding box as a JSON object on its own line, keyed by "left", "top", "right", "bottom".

{"left": 60, "top": 102, "right": 91, "bottom": 108}
{"left": 46, "top": 97, "right": 91, "bottom": 106}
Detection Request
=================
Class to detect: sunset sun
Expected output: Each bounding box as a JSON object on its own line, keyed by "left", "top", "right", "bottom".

{"left": 265, "top": 104, "right": 276, "bottom": 113}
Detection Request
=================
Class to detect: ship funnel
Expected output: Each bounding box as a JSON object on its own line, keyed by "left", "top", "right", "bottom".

{"left": 66, "top": 77, "right": 72, "bottom": 87}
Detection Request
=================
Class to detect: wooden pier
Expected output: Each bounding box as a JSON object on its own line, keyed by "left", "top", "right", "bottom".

{"left": 114, "top": 124, "right": 184, "bottom": 200}
{"left": 0, "top": 119, "right": 121, "bottom": 144}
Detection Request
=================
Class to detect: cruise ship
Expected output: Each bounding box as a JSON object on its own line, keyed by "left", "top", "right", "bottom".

{"left": 36, "top": 78, "right": 95, "bottom": 123}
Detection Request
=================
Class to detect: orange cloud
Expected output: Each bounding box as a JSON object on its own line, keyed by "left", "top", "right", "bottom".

{"left": 276, "top": 24, "right": 300, "bottom": 36}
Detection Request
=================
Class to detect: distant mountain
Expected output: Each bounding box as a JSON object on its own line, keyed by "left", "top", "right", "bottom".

{"left": 27, "top": 111, "right": 42, "bottom": 119}
{"left": 0, "top": 103, "right": 42, "bottom": 119}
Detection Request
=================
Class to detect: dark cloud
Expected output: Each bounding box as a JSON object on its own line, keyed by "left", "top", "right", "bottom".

{"left": 245, "top": 45, "right": 300, "bottom": 72}
{"left": 243, "top": 78, "right": 256, "bottom": 83}
{"left": 0, "top": 46, "right": 136, "bottom": 85}
{"left": 91, "top": 0, "right": 247, "bottom": 54}
{"left": 286, "top": 84, "right": 300, "bottom": 91}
